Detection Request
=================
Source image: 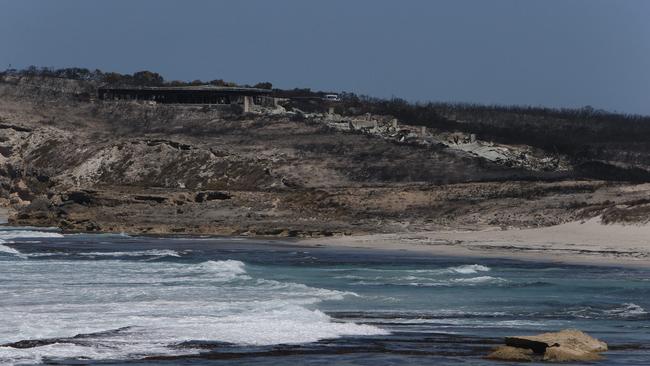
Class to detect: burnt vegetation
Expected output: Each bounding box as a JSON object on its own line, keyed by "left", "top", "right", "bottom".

{"left": 386, "top": 104, "right": 647, "bottom": 181}
{"left": 0, "top": 66, "right": 272, "bottom": 89}
{"left": 334, "top": 95, "right": 650, "bottom": 168}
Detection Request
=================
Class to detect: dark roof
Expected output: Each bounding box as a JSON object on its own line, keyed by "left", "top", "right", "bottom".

{"left": 98, "top": 85, "right": 272, "bottom": 94}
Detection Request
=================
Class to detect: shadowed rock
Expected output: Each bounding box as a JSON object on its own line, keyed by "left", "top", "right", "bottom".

{"left": 195, "top": 191, "right": 231, "bottom": 202}
{"left": 486, "top": 345, "right": 533, "bottom": 362}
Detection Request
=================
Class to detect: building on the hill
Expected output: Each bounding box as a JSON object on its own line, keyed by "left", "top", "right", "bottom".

{"left": 97, "top": 85, "right": 273, "bottom": 112}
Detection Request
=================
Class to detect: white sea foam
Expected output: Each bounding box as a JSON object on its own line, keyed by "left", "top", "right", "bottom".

{"left": 0, "top": 257, "right": 386, "bottom": 364}
{"left": 0, "top": 230, "right": 63, "bottom": 240}
{"left": 407, "top": 264, "right": 491, "bottom": 275}
{"left": 567, "top": 303, "right": 649, "bottom": 320}
{"left": 451, "top": 276, "right": 505, "bottom": 284}
{"left": 327, "top": 264, "right": 491, "bottom": 275}
{"left": 192, "top": 259, "right": 247, "bottom": 274}
{"left": 0, "top": 343, "right": 122, "bottom": 366}
{"left": 0, "top": 229, "right": 63, "bottom": 260}
{"left": 0, "top": 244, "right": 24, "bottom": 258}
{"left": 21, "top": 252, "right": 64, "bottom": 258}
{"left": 404, "top": 282, "right": 448, "bottom": 287}
{"left": 0, "top": 229, "right": 64, "bottom": 259}
{"left": 185, "top": 260, "right": 253, "bottom": 282}
{"left": 78, "top": 249, "right": 182, "bottom": 258}
{"left": 606, "top": 303, "right": 647, "bottom": 318}
{"left": 446, "top": 264, "right": 491, "bottom": 274}
{"left": 340, "top": 264, "right": 498, "bottom": 287}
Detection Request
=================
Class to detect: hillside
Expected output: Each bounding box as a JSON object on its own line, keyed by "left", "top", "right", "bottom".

{"left": 1, "top": 73, "right": 649, "bottom": 236}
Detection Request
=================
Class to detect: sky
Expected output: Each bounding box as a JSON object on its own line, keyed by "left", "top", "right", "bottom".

{"left": 1, "top": 0, "right": 649, "bottom": 114}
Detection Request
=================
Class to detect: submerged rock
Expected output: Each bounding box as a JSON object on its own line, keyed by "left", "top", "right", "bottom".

{"left": 489, "top": 329, "right": 607, "bottom": 362}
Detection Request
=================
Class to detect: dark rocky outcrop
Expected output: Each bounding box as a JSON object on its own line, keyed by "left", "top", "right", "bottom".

{"left": 64, "top": 190, "right": 97, "bottom": 205}
{"left": 133, "top": 195, "right": 167, "bottom": 203}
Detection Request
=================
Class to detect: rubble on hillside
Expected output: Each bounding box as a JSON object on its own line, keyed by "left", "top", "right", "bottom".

{"left": 276, "top": 109, "right": 572, "bottom": 173}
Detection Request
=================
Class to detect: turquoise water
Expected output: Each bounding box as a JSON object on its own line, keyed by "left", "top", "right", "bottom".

{"left": 1, "top": 227, "right": 649, "bottom": 365}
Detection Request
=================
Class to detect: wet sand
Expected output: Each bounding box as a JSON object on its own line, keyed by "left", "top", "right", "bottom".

{"left": 302, "top": 218, "right": 650, "bottom": 268}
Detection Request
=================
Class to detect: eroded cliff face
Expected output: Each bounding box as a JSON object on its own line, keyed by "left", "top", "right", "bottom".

{"left": 1, "top": 77, "right": 649, "bottom": 236}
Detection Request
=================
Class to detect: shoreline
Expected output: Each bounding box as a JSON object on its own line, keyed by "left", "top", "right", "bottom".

{"left": 0, "top": 208, "right": 8, "bottom": 225}
{"left": 4, "top": 212, "right": 650, "bottom": 268}
{"left": 300, "top": 218, "right": 650, "bottom": 268}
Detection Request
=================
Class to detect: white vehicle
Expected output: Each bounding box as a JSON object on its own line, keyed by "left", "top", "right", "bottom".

{"left": 323, "top": 94, "right": 340, "bottom": 102}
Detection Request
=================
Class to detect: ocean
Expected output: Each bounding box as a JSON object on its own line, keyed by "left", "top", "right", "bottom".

{"left": 1, "top": 227, "right": 649, "bottom": 365}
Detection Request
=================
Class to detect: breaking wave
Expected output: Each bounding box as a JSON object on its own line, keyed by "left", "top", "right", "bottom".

{"left": 446, "top": 264, "right": 491, "bottom": 274}
{"left": 0, "top": 244, "right": 24, "bottom": 257}
{"left": 0, "top": 228, "right": 63, "bottom": 259}
{"left": 187, "top": 259, "right": 251, "bottom": 281}
{"left": 409, "top": 264, "right": 492, "bottom": 275}
{"left": 451, "top": 276, "right": 505, "bottom": 284}
{"left": 0, "top": 230, "right": 63, "bottom": 240}
{"left": 561, "top": 303, "right": 649, "bottom": 320}
{"left": 335, "top": 264, "right": 500, "bottom": 287}
{"left": 605, "top": 303, "right": 647, "bottom": 318}
{"left": 0, "top": 257, "right": 387, "bottom": 364}
{"left": 77, "top": 249, "right": 182, "bottom": 258}
{"left": 191, "top": 259, "right": 247, "bottom": 274}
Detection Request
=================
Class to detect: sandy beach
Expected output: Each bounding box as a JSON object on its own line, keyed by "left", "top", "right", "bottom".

{"left": 303, "top": 218, "right": 650, "bottom": 268}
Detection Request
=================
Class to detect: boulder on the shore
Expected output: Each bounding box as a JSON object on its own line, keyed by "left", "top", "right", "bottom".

{"left": 488, "top": 329, "right": 607, "bottom": 362}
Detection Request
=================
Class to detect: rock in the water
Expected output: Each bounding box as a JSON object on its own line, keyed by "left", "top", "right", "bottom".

{"left": 486, "top": 345, "right": 533, "bottom": 362}
{"left": 543, "top": 345, "right": 603, "bottom": 362}
{"left": 489, "top": 329, "right": 607, "bottom": 362}
{"left": 505, "top": 329, "right": 607, "bottom": 354}
{"left": 505, "top": 336, "right": 550, "bottom": 354}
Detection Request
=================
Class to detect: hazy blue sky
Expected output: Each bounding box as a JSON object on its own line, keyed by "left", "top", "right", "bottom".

{"left": 1, "top": 0, "right": 649, "bottom": 114}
